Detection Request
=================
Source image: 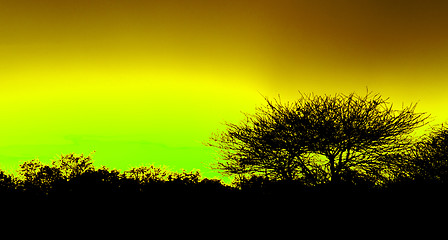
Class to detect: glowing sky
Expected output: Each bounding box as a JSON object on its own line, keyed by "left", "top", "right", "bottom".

{"left": 1, "top": 0, "right": 448, "bottom": 177}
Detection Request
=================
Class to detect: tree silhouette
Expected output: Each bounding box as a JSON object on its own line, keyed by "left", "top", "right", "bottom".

{"left": 17, "top": 153, "right": 97, "bottom": 196}
{"left": 400, "top": 124, "right": 448, "bottom": 184}
{"left": 125, "top": 165, "right": 170, "bottom": 184}
{"left": 294, "top": 92, "right": 429, "bottom": 185}
{"left": 17, "top": 159, "right": 62, "bottom": 195}
{"left": 206, "top": 97, "right": 314, "bottom": 183}
{"left": 207, "top": 91, "right": 429, "bottom": 186}
{"left": 12, "top": 153, "right": 231, "bottom": 201}
{"left": 0, "top": 170, "right": 16, "bottom": 192}
{"left": 52, "top": 153, "right": 95, "bottom": 179}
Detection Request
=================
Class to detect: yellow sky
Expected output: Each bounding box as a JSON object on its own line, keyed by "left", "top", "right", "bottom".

{"left": 1, "top": 0, "right": 448, "bottom": 176}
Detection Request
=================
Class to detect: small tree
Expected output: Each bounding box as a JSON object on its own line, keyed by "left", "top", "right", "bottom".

{"left": 18, "top": 159, "right": 63, "bottom": 194}
{"left": 0, "top": 170, "right": 17, "bottom": 192}
{"left": 17, "top": 153, "right": 96, "bottom": 195}
{"left": 403, "top": 124, "right": 448, "bottom": 183}
{"left": 52, "top": 153, "right": 95, "bottom": 179}
{"left": 207, "top": 91, "right": 429, "bottom": 186}
{"left": 125, "top": 165, "right": 169, "bottom": 183}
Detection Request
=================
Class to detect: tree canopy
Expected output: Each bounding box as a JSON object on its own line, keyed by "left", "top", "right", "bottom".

{"left": 397, "top": 124, "right": 448, "bottom": 184}
{"left": 207, "top": 91, "right": 429, "bottom": 186}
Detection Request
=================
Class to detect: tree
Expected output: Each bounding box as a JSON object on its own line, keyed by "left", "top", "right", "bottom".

{"left": 402, "top": 124, "right": 448, "bottom": 184}
{"left": 206, "top": 97, "right": 315, "bottom": 183}
{"left": 0, "top": 170, "right": 17, "bottom": 192}
{"left": 17, "top": 153, "right": 96, "bottom": 195}
{"left": 207, "top": 91, "right": 429, "bottom": 186}
{"left": 52, "top": 153, "right": 95, "bottom": 179}
{"left": 125, "top": 165, "right": 170, "bottom": 184}
{"left": 294, "top": 92, "right": 429, "bottom": 184}
{"left": 18, "top": 158, "right": 63, "bottom": 194}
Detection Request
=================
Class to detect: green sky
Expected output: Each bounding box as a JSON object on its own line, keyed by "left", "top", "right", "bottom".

{"left": 1, "top": 0, "right": 448, "bottom": 178}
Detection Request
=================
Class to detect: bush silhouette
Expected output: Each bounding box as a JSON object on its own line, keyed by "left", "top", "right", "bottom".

{"left": 8, "top": 153, "right": 232, "bottom": 202}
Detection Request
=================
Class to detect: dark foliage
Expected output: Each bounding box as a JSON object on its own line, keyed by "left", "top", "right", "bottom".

{"left": 207, "top": 91, "right": 429, "bottom": 187}
{"left": 386, "top": 124, "right": 448, "bottom": 191}
{"left": 0, "top": 153, "right": 235, "bottom": 204}
{"left": 1, "top": 92, "right": 447, "bottom": 210}
{"left": 0, "top": 146, "right": 447, "bottom": 213}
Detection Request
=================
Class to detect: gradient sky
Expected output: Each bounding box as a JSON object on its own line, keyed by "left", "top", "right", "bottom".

{"left": 1, "top": 0, "right": 448, "bottom": 177}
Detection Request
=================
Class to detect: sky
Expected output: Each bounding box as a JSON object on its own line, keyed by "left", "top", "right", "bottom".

{"left": 1, "top": 0, "right": 448, "bottom": 177}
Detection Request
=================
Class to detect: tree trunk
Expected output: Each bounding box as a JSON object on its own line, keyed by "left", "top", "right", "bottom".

{"left": 329, "top": 155, "right": 339, "bottom": 183}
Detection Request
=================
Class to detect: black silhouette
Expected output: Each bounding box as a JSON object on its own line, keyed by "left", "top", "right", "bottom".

{"left": 206, "top": 91, "right": 429, "bottom": 188}
{"left": 388, "top": 124, "right": 448, "bottom": 188}
{"left": 4, "top": 153, "right": 233, "bottom": 204}
{"left": 0, "top": 91, "right": 447, "bottom": 212}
